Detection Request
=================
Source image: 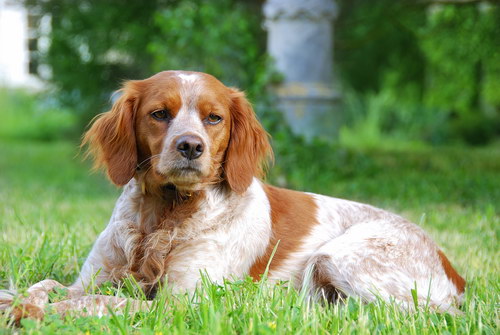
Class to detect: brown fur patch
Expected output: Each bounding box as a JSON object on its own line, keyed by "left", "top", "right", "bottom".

{"left": 438, "top": 250, "right": 466, "bottom": 294}
{"left": 223, "top": 89, "right": 273, "bottom": 194}
{"left": 82, "top": 82, "right": 140, "bottom": 186}
{"left": 249, "top": 185, "right": 319, "bottom": 279}
{"left": 124, "top": 189, "right": 205, "bottom": 294}
{"left": 6, "top": 302, "right": 45, "bottom": 325}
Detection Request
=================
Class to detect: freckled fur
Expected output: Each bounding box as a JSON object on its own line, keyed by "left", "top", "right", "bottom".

{"left": 2, "top": 71, "right": 465, "bottom": 322}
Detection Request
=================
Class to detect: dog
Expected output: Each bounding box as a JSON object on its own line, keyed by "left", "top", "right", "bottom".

{"left": 1, "top": 71, "right": 465, "bottom": 322}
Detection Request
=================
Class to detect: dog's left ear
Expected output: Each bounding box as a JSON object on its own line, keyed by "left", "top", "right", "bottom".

{"left": 224, "top": 89, "right": 273, "bottom": 194}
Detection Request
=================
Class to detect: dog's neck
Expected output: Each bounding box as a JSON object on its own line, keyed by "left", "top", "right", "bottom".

{"left": 133, "top": 178, "right": 208, "bottom": 234}
{"left": 160, "top": 183, "right": 195, "bottom": 205}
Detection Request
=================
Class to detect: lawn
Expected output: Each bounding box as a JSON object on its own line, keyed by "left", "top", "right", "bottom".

{"left": 0, "top": 138, "right": 498, "bottom": 334}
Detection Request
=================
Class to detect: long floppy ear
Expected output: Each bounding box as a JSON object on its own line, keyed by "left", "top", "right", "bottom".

{"left": 224, "top": 89, "right": 273, "bottom": 194}
{"left": 82, "top": 84, "right": 138, "bottom": 186}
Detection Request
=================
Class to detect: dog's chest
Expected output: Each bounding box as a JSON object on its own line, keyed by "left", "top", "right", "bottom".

{"left": 160, "top": 182, "right": 273, "bottom": 291}
{"left": 113, "top": 180, "right": 272, "bottom": 292}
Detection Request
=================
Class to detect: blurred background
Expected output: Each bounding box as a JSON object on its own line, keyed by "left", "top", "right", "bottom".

{"left": 0, "top": 0, "right": 499, "bottom": 199}
{"left": 1, "top": 2, "right": 498, "bottom": 326}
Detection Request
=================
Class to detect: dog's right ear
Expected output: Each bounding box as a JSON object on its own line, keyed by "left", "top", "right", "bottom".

{"left": 82, "top": 83, "right": 139, "bottom": 186}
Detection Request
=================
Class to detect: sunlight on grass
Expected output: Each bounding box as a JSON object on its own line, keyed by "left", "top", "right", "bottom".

{"left": 0, "top": 139, "right": 498, "bottom": 334}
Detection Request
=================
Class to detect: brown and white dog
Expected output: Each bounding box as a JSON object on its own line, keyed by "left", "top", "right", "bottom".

{"left": 1, "top": 71, "right": 465, "bottom": 321}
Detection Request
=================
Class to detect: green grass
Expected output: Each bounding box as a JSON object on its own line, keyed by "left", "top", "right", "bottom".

{"left": 0, "top": 88, "right": 76, "bottom": 141}
{"left": 0, "top": 138, "right": 498, "bottom": 334}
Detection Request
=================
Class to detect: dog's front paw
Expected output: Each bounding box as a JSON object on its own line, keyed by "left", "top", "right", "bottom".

{"left": 9, "top": 302, "right": 45, "bottom": 325}
{"left": 1, "top": 279, "right": 68, "bottom": 326}
{"left": 0, "top": 293, "right": 44, "bottom": 326}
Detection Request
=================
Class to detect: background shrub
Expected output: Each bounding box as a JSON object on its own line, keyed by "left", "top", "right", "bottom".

{"left": 18, "top": 0, "right": 500, "bottom": 145}
{"left": 0, "top": 88, "right": 76, "bottom": 141}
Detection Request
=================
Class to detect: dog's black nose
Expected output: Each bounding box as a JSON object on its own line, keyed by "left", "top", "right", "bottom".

{"left": 176, "top": 135, "right": 204, "bottom": 160}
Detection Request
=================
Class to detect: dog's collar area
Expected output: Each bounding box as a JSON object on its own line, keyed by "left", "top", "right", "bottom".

{"left": 164, "top": 183, "right": 176, "bottom": 191}
{"left": 162, "top": 183, "right": 193, "bottom": 200}
{"left": 135, "top": 165, "right": 193, "bottom": 200}
{"left": 137, "top": 179, "right": 193, "bottom": 203}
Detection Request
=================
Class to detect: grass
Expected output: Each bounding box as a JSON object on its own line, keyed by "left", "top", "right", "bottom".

{"left": 0, "top": 88, "right": 76, "bottom": 141}
{"left": 0, "top": 138, "right": 498, "bottom": 334}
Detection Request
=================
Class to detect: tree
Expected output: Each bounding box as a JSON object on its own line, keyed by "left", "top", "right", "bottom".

{"left": 22, "top": 0, "right": 266, "bottom": 129}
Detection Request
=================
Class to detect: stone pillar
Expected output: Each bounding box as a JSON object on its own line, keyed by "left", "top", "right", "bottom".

{"left": 264, "top": 0, "right": 341, "bottom": 141}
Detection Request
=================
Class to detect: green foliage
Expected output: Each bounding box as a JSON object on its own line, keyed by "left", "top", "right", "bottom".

{"left": 335, "top": 0, "right": 427, "bottom": 94}
{"left": 336, "top": 0, "right": 500, "bottom": 145}
{"left": 22, "top": 0, "right": 166, "bottom": 128}
{"left": 148, "top": 0, "right": 268, "bottom": 97}
{"left": 420, "top": 4, "right": 500, "bottom": 144}
{"left": 421, "top": 5, "right": 497, "bottom": 108}
{"left": 17, "top": 0, "right": 500, "bottom": 146}
{"left": 0, "top": 88, "right": 76, "bottom": 141}
{"left": 338, "top": 87, "right": 448, "bottom": 148}
{"left": 21, "top": 0, "right": 266, "bottom": 129}
{"left": 1, "top": 138, "right": 499, "bottom": 333}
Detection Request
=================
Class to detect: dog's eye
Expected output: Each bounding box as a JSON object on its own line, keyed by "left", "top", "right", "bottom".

{"left": 206, "top": 113, "right": 222, "bottom": 125}
{"left": 151, "top": 109, "right": 171, "bottom": 121}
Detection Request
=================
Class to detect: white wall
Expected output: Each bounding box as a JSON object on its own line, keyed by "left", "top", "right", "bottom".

{"left": 0, "top": 0, "right": 41, "bottom": 88}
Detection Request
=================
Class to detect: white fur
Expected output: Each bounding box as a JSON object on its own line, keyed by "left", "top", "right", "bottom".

{"left": 177, "top": 73, "right": 199, "bottom": 84}
{"left": 268, "top": 196, "right": 384, "bottom": 282}
{"left": 74, "top": 183, "right": 463, "bottom": 312}
{"left": 165, "top": 179, "right": 272, "bottom": 292}
{"left": 73, "top": 181, "right": 141, "bottom": 289}
{"left": 271, "top": 194, "right": 462, "bottom": 311}
{"left": 177, "top": 73, "right": 203, "bottom": 112}
{"left": 156, "top": 73, "right": 212, "bottom": 183}
{"left": 305, "top": 220, "right": 459, "bottom": 309}
{"left": 73, "top": 178, "right": 272, "bottom": 292}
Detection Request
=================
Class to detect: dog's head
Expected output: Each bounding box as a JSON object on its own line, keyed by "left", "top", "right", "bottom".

{"left": 83, "top": 71, "right": 272, "bottom": 195}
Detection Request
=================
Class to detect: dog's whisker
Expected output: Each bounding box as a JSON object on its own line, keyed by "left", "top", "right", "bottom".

{"left": 137, "top": 154, "right": 162, "bottom": 170}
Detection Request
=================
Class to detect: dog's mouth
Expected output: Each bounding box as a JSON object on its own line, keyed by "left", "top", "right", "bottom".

{"left": 169, "top": 166, "right": 202, "bottom": 176}
{"left": 153, "top": 162, "right": 205, "bottom": 191}
{"left": 155, "top": 159, "right": 204, "bottom": 177}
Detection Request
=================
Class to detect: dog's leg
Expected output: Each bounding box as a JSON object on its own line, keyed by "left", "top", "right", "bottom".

{"left": 1, "top": 280, "right": 152, "bottom": 324}
{"left": 71, "top": 230, "right": 122, "bottom": 291}
{"left": 303, "top": 220, "right": 464, "bottom": 313}
{"left": 49, "top": 295, "right": 152, "bottom": 317}
{"left": 0, "top": 279, "right": 70, "bottom": 324}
